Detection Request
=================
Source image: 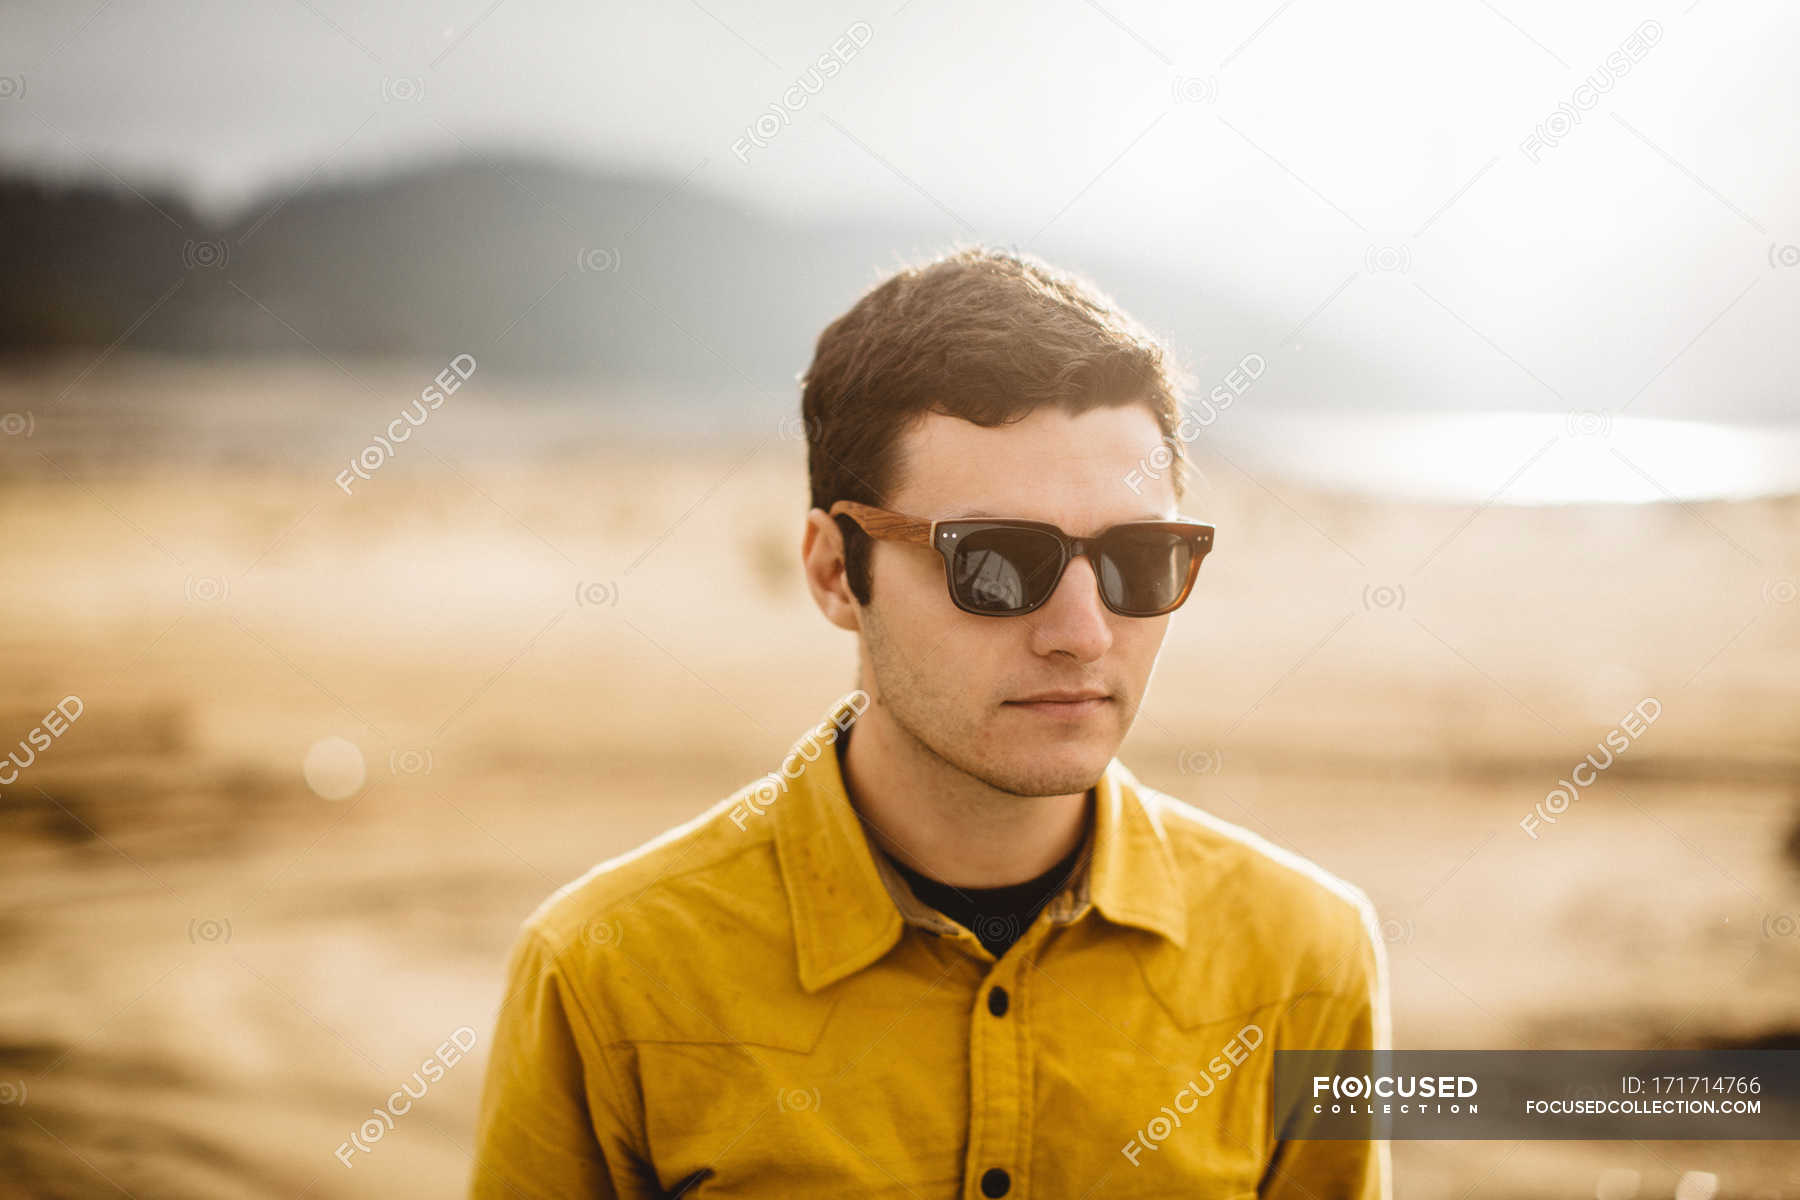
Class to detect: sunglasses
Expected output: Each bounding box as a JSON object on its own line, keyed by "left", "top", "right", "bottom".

{"left": 829, "top": 500, "right": 1216, "bottom": 618}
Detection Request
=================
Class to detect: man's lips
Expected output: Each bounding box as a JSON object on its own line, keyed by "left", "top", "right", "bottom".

{"left": 1004, "top": 692, "right": 1112, "bottom": 718}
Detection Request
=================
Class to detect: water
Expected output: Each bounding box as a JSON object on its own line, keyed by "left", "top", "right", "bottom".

{"left": 1207, "top": 411, "right": 1800, "bottom": 504}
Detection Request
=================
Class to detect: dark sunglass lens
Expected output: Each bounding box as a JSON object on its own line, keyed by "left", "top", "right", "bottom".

{"left": 1097, "top": 529, "right": 1192, "bottom": 615}
{"left": 952, "top": 527, "right": 1063, "bottom": 613}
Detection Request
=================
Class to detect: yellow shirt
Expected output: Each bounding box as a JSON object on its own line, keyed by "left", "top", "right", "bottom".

{"left": 470, "top": 690, "right": 1391, "bottom": 1198}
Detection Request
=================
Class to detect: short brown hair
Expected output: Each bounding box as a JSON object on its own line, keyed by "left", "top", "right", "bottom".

{"left": 800, "top": 243, "right": 1193, "bottom": 604}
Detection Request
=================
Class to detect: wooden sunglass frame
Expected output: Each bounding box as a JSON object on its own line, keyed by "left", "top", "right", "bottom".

{"left": 828, "top": 500, "right": 1215, "bottom": 617}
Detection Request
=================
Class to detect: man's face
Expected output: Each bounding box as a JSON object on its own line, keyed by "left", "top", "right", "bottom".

{"left": 855, "top": 402, "right": 1182, "bottom": 798}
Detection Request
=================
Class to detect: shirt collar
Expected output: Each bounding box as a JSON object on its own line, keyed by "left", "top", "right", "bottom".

{"left": 772, "top": 691, "right": 1189, "bottom": 993}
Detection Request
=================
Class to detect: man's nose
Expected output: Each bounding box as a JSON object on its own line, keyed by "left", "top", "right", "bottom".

{"left": 1025, "top": 554, "right": 1115, "bottom": 659}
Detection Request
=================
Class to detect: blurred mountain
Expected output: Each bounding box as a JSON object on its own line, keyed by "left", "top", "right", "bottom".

{"left": 0, "top": 155, "right": 1386, "bottom": 404}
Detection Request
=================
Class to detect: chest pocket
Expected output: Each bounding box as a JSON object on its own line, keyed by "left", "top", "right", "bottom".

{"left": 1028, "top": 933, "right": 1274, "bottom": 1195}
{"left": 632, "top": 960, "right": 972, "bottom": 1197}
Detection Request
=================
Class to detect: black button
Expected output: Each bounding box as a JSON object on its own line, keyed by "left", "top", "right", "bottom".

{"left": 987, "top": 986, "right": 1009, "bottom": 1017}
{"left": 980, "top": 1167, "right": 1011, "bottom": 1197}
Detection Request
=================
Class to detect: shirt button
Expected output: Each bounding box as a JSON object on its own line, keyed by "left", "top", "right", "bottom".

{"left": 980, "top": 1167, "right": 1011, "bottom": 1197}
{"left": 987, "top": 986, "right": 1009, "bottom": 1017}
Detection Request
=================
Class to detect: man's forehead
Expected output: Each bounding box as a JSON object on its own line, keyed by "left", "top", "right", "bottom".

{"left": 888, "top": 406, "right": 1179, "bottom": 522}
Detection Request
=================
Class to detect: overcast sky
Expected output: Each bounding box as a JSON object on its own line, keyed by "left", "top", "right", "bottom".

{"left": 3, "top": 0, "right": 1796, "bottom": 423}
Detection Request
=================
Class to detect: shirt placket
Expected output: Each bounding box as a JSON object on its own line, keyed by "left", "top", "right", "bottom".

{"left": 964, "top": 936, "right": 1024, "bottom": 1198}
{"left": 869, "top": 844, "right": 1094, "bottom": 1199}
{"left": 961, "top": 883, "right": 1090, "bottom": 1200}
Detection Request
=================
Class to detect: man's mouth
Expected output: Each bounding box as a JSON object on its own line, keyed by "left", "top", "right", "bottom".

{"left": 1004, "top": 691, "right": 1111, "bottom": 718}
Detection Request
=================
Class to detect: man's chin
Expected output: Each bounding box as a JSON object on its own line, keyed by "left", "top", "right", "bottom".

{"left": 978, "top": 745, "right": 1112, "bottom": 799}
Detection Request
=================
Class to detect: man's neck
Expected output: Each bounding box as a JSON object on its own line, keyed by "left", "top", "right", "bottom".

{"left": 839, "top": 703, "right": 1093, "bottom": 888}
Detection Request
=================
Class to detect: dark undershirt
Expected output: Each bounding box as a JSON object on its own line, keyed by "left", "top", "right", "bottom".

{"left": 879, "top": 820, "right": 1089, "bottom": 959}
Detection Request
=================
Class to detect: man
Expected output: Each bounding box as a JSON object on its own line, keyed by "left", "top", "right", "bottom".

{"left": 469, "top": 246, "right": 1390, "bottom": 1198}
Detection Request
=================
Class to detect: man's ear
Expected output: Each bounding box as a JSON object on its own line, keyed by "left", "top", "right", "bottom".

{"left": 801, "top": 508, "right": 862, "bottom": 632}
